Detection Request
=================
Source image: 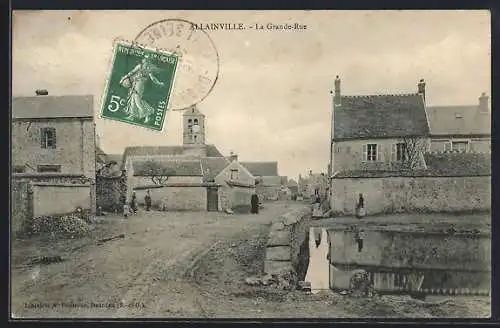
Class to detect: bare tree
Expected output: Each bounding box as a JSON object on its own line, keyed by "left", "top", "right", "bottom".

{"left": 140, "top": 160, "right": 174, "bottom": 185}
{"left": 395, "top": 136, "right": 426, "bottom": 171}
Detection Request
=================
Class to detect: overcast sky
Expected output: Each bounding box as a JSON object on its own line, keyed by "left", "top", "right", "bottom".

{"left": 12, "top": 10, "right": 490, "bottom": 180}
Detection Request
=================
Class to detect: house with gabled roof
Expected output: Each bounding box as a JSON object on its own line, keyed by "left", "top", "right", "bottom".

{"left": 330, "top": 76, "right": 430, "bottom": 175}
{"left": 12, "top": 91, "right": 97, "bottom": 222}
{"left": 328, "top": 77, "right": 491, "bottom": 215}
{"left": 240, "top": 160, "right": 282, "bottom": 200}
{"left": 426, "top": 92, "right": 491, "bottom": 153}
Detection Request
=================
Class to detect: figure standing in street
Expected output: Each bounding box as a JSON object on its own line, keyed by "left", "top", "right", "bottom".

{"left": 355, "top": 193, "right": 366, "bottom": 219}
{"left": 145, "top": 190, "right": 152, "bottom": 211}
{"left": 130, "top": 191, "right": 138, "bottom": 214}
{"left": 355, "top": 228, "right": 366, "bottom": 252}
{"left": 251, "top": 192, "right": 259, "bottom": 214}
{"left": 123, "top": 202, "right": 130, "bottom": 218}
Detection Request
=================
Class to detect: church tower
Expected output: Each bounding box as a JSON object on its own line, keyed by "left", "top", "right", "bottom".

{"left": 183, "top": 105, "right": 206, "bottom": 145}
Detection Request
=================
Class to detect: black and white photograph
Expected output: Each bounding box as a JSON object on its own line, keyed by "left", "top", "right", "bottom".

{"left": 10, "top": 10, "right": 491, "bottom": 319}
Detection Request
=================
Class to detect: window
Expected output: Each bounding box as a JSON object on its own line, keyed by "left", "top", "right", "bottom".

{"left": 362, "top": 144, "right": 379, "bottom": 161}
{"left": 188, "top": 119, "right": 192, "bottom": 124}
{"left": 392, "top": 143, "right": 407, "bottom": 161}
{"left": 193, "top": 118, "right": 198, "bottom": 124}
{"left": 451, "top": 141, "right": 469, "bottom": 153}
{"left": 37, "top": 165, "right": 61, "bottom": 173}
{"left": 230, "top": 168, "right": 239, "bottom": 180}
{"left": 40, "top": 127, "right": 56, "bottom": 149}
{"left": 13, "top": 165, "right": 25, "bottom": 173}
{"left": 194, "top": 135, "right": 197, "bottom": 142}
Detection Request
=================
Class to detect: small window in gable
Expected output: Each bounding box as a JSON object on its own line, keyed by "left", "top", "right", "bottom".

{"left": 230, "top": 168, "right": 239, "bottom": 180}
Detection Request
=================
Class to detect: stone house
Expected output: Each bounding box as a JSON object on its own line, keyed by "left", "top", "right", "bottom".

{"left": 328, "top": 76, "right": 491, "bottom": 215}
{"left": 287, "top": 179, "right": 299, "bottom": 197}
{"left": 240, "top": 161, "right": 281, "bottom": 200}
{"left": 426, "top": 92, "right": 491, "bottom": 153}
{"left": 214, "top": 159, "right": 256, "bottom": 212}
{"left": 329, "top": 76, "right": 430, "bottom": 175}
{"left": 12, "top": 91, "right": 97, "bottom": 219}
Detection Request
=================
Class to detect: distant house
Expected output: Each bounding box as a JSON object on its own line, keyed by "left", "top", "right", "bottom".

{"left": 287, "top": 179, "right": 299, "bottom": 197}
{"left": 240, "top": 161, "right": 281, "bottom": 200}
{"left": 330, "top": 76, "right": 430, "bottom": 174}
{"left": 214, "top": 159, "right": 256, "bottom": 212}
{"left": 426, "top": 92, "right": 490, "bottom": 153}
{"left": 12, "top": 91, "right": 97, "bottom": 219}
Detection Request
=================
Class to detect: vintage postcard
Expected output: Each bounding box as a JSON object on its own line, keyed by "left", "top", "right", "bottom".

{"left": 11, "top": 10, "right": 491, "bottom": 319}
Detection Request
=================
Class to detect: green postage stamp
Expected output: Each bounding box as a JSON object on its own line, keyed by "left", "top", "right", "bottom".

{"left": 101, "top": 41, "right": 179, "bottom": 131}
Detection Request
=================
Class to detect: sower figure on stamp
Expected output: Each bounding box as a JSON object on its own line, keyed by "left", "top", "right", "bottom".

{"left": 119, "top": 54, "right": 165, "bottom": 123}
{"left": 145, "top": 190, "right": 152, "bottom": 211}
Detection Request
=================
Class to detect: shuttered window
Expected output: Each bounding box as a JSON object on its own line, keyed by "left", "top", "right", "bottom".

{"left": 392, "top": 143, "right": 407, "bottom": 161}
{"left": 40, "top": 127, "right": 56, "bottom": 149}
{"left": 363, "top": 144, "right": 378, "bottom": 161}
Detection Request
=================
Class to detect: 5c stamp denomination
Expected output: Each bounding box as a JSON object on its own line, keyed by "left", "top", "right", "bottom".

{"left": 101, "top": 40, "right": 179, "bottom": 131}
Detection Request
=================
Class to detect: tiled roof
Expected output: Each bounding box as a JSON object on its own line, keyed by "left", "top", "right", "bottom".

{"left": 201, "top": 157, "right": 230, "bottom": 180}
{"left": 423, "top": 152, "right": 491, "bottom": 176}
{"left": 334, "top": 94, "right": 429, "bottom": 140}
{"left": 240, "top": 162, "right": 279, "bottom": 176}
{"left": 334, "top": 152, "right": 490, "bottom": 178}
{"left": 426, "top": 105, "right": 490, "bottom": 136}
{"left": 12, "top": 95, "right": 94, "bottom": 119}
{"left": 121, "top": 144, "right": 224, "bottom": 169}
{"left": 132, "top": 159, "right": 203, "bottom": 177}
{"left": 206, "top": 144, "right": 224, "bottom": 157}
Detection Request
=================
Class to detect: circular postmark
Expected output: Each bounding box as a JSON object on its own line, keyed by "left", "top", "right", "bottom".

{"left": 134, "top": 19, "right": 220, "bottom": 111}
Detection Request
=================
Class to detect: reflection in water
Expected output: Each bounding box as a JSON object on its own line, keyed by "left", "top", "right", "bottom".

{"left": 304, "top": 228, "right": 330, "bottom": 293}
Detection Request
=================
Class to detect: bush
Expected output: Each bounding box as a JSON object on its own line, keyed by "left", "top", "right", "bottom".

{"left": 27, "top": 209, "right": 95, "bottom": 237}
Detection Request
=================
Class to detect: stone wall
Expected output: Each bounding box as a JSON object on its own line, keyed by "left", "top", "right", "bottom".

{"left": 331, "top": 175, "right": 491, "bottom": 215}
{"left": 134, "top": 184, "right": 207, "bottom": 211}
{"left": 264, "top": 207, "right": 311, "bottom": 283}
{"left": 219, "top": 185, "right": 254, "bottom": 213}
{"left": 32, "top": 183, "right": 91, "bottom": 217}
{"left": 11, "top": 179, "right": 31, "bottom": 234}
{"left": 96, "top": 174, "right": 127, "bottom": 212}
{"left": 12, "top": 174, "right": 94, "bottom": 233}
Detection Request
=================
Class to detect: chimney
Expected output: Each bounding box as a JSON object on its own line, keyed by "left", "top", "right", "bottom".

{"left": 417, "top": 79, "right": 426, "bottom": 102}
{"left": 334, "top": 75, "right": 341, "bottom": 98}
{"left": 35, "top": 89, "right": 48, "bottom": 96}
{"left": 229, "top": 151, "right": 238, "bottom": 162}
{"left": 479, "top": 92, "right": 489, "bottom": 113}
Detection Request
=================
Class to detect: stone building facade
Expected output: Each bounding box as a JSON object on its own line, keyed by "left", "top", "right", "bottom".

{"left": 12, "top": 93, "right": 97, "bottom": 218}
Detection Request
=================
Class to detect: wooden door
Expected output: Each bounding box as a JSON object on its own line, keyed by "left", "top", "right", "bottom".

{"left": 207, "top": 187, "right": 219, "bottom": 212}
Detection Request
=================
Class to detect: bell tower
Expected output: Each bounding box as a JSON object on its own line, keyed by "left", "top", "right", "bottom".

{"left": 183, "top": 105, "right": 205, "bottom": 145}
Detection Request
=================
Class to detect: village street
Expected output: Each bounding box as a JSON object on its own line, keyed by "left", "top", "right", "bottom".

{"left": 11, "top": 201, "right": 303, "bottom": 318}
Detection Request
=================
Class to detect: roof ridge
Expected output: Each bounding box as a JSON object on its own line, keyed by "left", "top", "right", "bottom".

{"left": 342, "top": 93, "right": 420, "bottom": 98}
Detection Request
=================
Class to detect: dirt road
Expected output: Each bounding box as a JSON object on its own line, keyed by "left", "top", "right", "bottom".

{"left": 11, "top": 201, "right": 302, "bottom": 318}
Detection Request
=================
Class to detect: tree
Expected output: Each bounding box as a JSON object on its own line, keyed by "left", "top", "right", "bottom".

{"left": 395, "top": 136, "right": 426, "bottom": 171}
{"left": 140, "top": 160, "right": 175, "bottom": 185}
